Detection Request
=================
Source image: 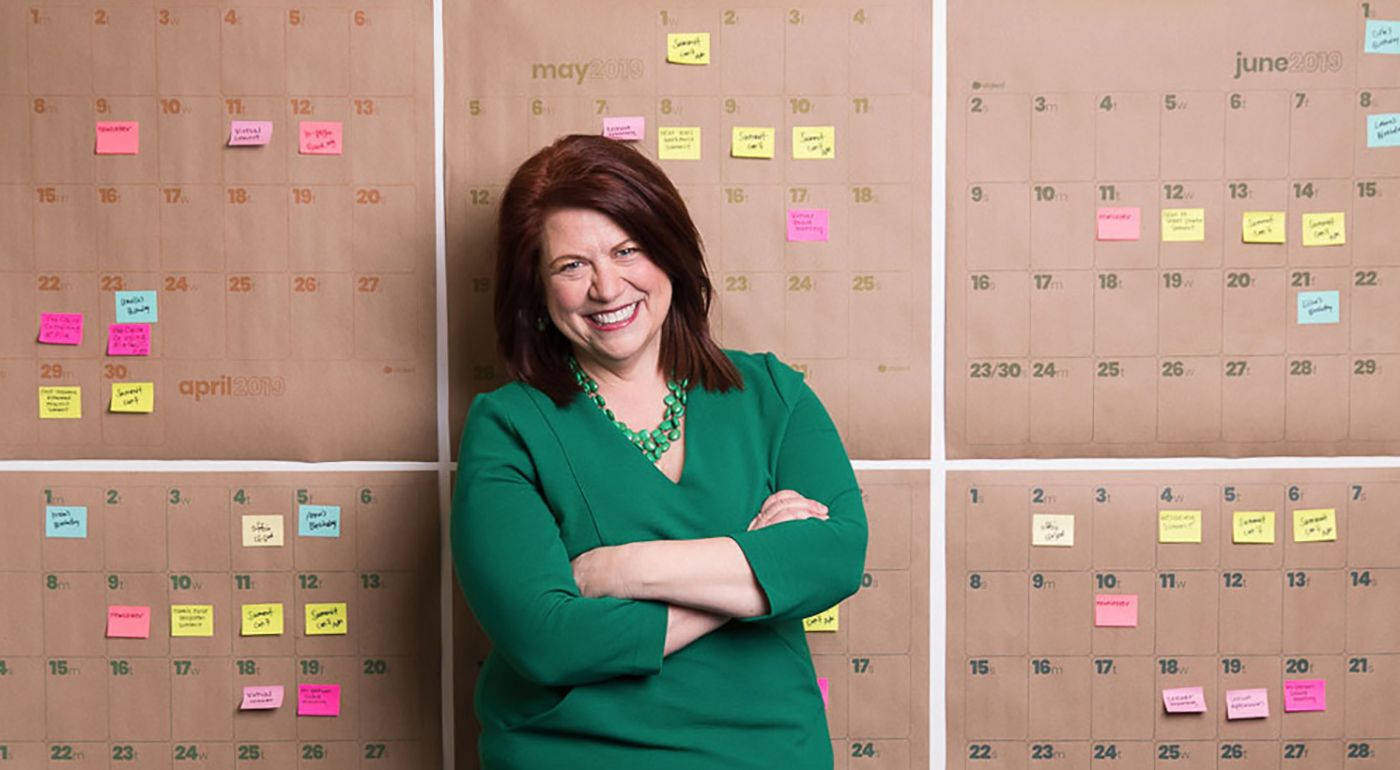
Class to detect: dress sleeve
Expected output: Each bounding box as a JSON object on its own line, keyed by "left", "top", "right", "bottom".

{"left": 451, "top": 391, "right": 670, "bottom": 686}
{"left": 727, "top": 355, "right": 869, "bottom": 623}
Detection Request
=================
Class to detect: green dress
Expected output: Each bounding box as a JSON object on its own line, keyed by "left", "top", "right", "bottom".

{"left": 452, "top": 350, "right": 868, "bottom": 770}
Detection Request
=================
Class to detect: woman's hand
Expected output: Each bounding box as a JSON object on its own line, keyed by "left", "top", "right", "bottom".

{"left": 747, "top": 489, "right": 828, "bottom": 531}
{"left": 571, "top": 544, "right": 634, "bottom": 599}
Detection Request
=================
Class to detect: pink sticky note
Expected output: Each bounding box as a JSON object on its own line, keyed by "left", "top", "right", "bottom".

{"left": 96, "top": 121, "right": 140, "bottom": 154}
{"left": 1226, "top": 688, "right": 1270, "bottom": 720}
{"left": 241, "top": 685, "right": 285, "bottom": 710}
{"left": 39, "top": 313, "right": 84, "bottom": 345}
{"left": 602, "top": 116, "right": 645, "bottom": 142}
{"left": 1094, "top": 594, "right": 1138, "bottom": 627}
{"left": 1162, "top": 686, "right": 1208, "bottom": 713}
{"left": 298, "top": 684, "right": 341, "bottom": 716}
{"left": 299, "top": 122, "right": 343, "bottom": 155}
{"left": 107, "top": 323, "right": 151, "bottom": 356}
{"left": 229, "top": 120, "right": 273, "bottom": 146}
{"left": 106, "top": 606, "right": 151, "bottom": 639}
{"left": 1284, "top": 679, "right": 1326, "bottom": 712}
{"left": 817, "top": 677, "right": 830, "bottom": 709}
{"left": 786, "top": 209, "right": 830, "bottom": 242}
{"left": 1096, "top": 207, "right": 1141, "bottom": 241}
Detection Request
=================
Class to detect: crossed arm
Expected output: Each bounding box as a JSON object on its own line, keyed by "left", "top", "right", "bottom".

{"left": 570, "top": 490, "right": 832, "bottom": 655}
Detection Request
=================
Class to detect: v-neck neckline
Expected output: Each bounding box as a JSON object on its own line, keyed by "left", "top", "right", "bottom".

{"left": 574, "top": 384, "right": 696, "bottom": 489}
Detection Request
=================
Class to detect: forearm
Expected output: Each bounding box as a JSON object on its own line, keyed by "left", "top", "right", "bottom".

{"left": 663, "top": 604, "right": 730, "bottom": 656}
{"left": 625, "top": 537, "right": 771, "bottom": 618}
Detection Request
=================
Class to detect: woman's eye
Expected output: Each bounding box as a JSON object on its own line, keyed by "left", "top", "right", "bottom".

{"left": 616, "top": 247, "right": 639, "bottom": 258}
{"left": 559, "top": 260, "right": 584, "bottom": 272}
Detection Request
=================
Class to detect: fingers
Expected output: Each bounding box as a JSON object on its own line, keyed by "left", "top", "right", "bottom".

{"left": 748, "top": 495, "right": 829, "bottom": 531}
{"left": 760, "top": 489, "right": 828, "bottom": 517}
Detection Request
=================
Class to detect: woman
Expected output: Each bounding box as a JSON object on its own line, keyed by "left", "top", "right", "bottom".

{"left": 452, "top": 134, "right": 868, "bottom": 769}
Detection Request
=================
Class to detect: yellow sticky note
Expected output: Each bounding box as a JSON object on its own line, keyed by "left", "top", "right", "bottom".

{"left": 1293, "top": 508, "right": 1338, "bottom": 542}
{"left": 802, "top": 605, "right": 839, "bottom": 632}
{"left": 658, "top": 126, "right": 701, "bottom": 160}
{"left": 240, "top": 603, "right": 284, "bottom": 636}
{"left": 666, "top": 32, "right": 710, "bottom": 65}
{"left": 792, "top": 126, "right": 836, "bottom": 159}
{"left": 1031, "top": 513, "right": 1075, "bottom": 547}
{"left": 1242, "top": 211, "right": 1286, "bottom": 243}
{"left": 305, "top": 602, "right": 348, "bottom": 635}
{"left": 730, "top": 126, "right": 775, "bottom": 159}
{"left": 241, "top": 515, "right": 284, "bottom": 547}
{"left": 1159, "top": 510, "right": 1203, "bottom": 543}
{"left": 1232, "top": 511, "right": 1276, "bottom": 544}
{"left": 109, "top": 382, "right": 153, "bottom": 413}
{"left": 1161, "top": 208, "right": 1206, "bottom": 242}
{"left": 39, "top": 386, "right": 82, "bottom": 419}
{"left": 171, "top": 605, "right": 214, "bottom": 637}
{"left": 1302, "top": 212, "right": 1346, "bottom": 246}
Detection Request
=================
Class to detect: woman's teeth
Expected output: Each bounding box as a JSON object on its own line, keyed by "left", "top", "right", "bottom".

{"left": 590, "top": 302, "right": 638, "bottom": 325}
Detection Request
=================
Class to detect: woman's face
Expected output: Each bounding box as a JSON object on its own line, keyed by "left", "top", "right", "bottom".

{"left": 540, "top": 207, "right": 672, "bottom": 374}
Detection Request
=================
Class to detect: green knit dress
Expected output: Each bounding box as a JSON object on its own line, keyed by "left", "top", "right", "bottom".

{"left": 452, "top": 350, "right": 868, "bottom": 769}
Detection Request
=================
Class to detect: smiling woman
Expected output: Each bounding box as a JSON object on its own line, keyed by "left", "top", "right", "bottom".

{"left": 453, "top": 135, "right": 868, "bottom": 769}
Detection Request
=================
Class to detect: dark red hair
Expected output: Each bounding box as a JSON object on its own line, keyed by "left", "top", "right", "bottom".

{"left": 493, "top": 134, "right": 741, "bottom": 404}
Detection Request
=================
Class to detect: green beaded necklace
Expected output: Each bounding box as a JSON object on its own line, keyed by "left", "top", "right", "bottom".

{"left": 569, "top": 356, "right": 688, "bottom": 462}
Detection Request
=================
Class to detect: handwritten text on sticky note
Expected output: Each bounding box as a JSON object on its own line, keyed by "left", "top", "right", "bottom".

{"left": 241, "top": 603, "right": 284, "bottom": 636}
{"left": 792, "top": 126, "right": 835, "bottom": 159}
{"left": 1302, "top": 213, "right": 1345, "bottom": 246}
{"left": 1297, "top": 290, "right": 1340, "bottom": 325}
{"left": 110, "top": 382, "right": 154, "bottom": 413}
{"left": 666, "top": 32, "right": 711, "bottom": 65}
{"left": 1226, "top": 688, "right": 1270, "bottom": 720}
{"left": 306, "top": 603, "right": 348, "bottom": 635}
{"left": 786, "top": 209, "right": 830, "bottom": 242}
{"left": 1096, "top": 207, "right": 1141, "bottom": 241}
{"left": 1094, "top": 594, "right": 1138, "bottom": 627}
{"left": 1158, "top": 510, "right": 1202, "bottom": 543}
{"left": 229, "top": 120, "right": 273, "bottom": 146}
{"left": 1367, "top": 19, "right": 1400, "bottom": 53}
{"left": 1284, "top": 679, "right": 1326, "bottom": 712}
{"left": 96, "top": 121, "right": 139, "bottom": 154}
{"left": 1031, "top": 513, "right": 1075, "bottom": 547}
{"left": 1369, "top": 113, "right": 1400, "bottom": 148}
{"left": 298, "top": 505, "right": 341, "bottom": 538}
{"left": 171, "top": 605, "right": 214, "bottom": 637}
{"left": 107, "top": 324, "right": 151, "bottom": 356}
{"left": 45, "top": 506, "right": 87, "bottom": 538}
{"left": 107, "top": 606, "right": 151, "bottom": 639}
{"left": 602, "top": 116, "right": 644, "bottom": 142}
{"left": 299, "top": 121, "right": 343, "bottom": 155}
{"left": 1232, "top": 511, "right": 1275, "bottom": 544}
{"left": 242, "top": 514, "right": 284, "bottom": 547}
{"left": 803, "top": 605, "right": 839, "bottom": 632}
{"left": 1293, "top": 508, "right": 1337, "bottom": 542}
{"left": 731, "top": 126, "right": 775, "bottom": 159}
{"left": 658, "top": 126, "right": 701, "bottom": 160}
{"left": 39, "top": 313, "right": 83, "bottom": 345}
{"left": 115, "top": 291, "right": 158, "bottom": 323}
{"left": 298, "top": 684, "right": 341, "bottom": 716}
{"left": 1162, "top": 686, "right": 1207, "bottom": 713}
{"left": 1242, "top": 212, "right": 1286, "bottom": 243}
{"left": 241, "top": 685, "right": 284, "bottom": 710}
{"left": 1161, "top": 208, "right": 1205, "bottom": 242}
{"left": 39, "top": 387, "right": 82, "bottom": 419}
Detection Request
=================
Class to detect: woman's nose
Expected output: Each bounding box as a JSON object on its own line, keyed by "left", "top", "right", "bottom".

{"left": 589, "top": 260, "right": 622, "bottom": 301}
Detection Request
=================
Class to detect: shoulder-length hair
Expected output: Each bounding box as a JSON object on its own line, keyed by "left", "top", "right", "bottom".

{"left": 493, "top": 134, "right": 742, "bottom": 404}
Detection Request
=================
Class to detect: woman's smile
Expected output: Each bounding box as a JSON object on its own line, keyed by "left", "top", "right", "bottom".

{"left": 586, "top": 300, "right": 641, "bottom": 330}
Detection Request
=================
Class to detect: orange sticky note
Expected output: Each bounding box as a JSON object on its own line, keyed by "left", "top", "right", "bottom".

{"left": 299, "top": 121, "right": 343, "bottom": 155}
{"left": 96, "top": 121, "right": 139, "bottom": 154}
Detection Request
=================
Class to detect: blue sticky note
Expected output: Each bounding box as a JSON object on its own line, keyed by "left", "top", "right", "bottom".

{"left": 298, "top": 505, "right": 341, "bottom": 538}
{"left": 1297, "top": 290, "right": 1341, "bottom": 325}
{"left": 115, "top": 291, "right": 158, "bottom": 323}
{"left": 45, "top": 506, "right": 88, "bottom": 538}
{"left": 1365, "top": 20, "right": 1400, "bottom": 53}
{"left": 1368, "top": 114, "right": 1400, "bottom": 148}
